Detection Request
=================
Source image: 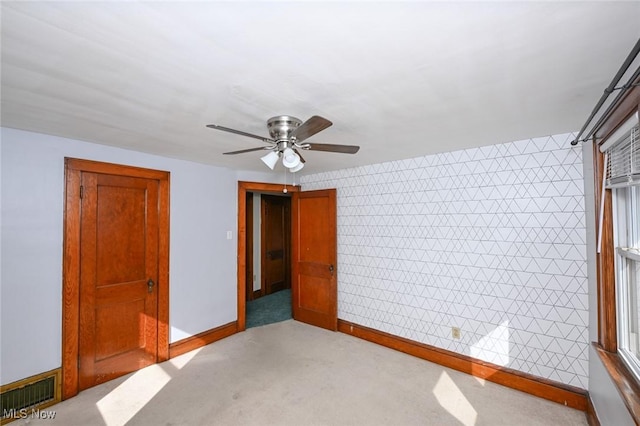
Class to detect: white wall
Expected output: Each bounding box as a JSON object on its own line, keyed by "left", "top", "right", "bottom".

{"left": 302, "top": 133, "right": 589, "bottom": 389}
{"left": 235, "top": 170, "right": 290, "bottom": 186}
{"left": 0, "top": 128, "right": 238, "bottom": 385}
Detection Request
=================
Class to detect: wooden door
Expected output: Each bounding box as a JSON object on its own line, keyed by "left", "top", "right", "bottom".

{"left": 78, "top": 172, "right": 160, "bottom": 390}
{"left": 291, "top": 189, "right": 337, "bottom": 331}
{"left": 261, "top": 195, "right": 291, "bottom": 296}
{"left": 246, "top": 192, "right": 255, "bottom": 301}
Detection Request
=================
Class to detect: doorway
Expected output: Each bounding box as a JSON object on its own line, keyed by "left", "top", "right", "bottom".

{"left": 244, "top": 190, "right": 293, "bottom": 328}
{"left": 62, "top": 158, "right": 170, "bottom": 400}
{"left": 237, "top": 182, "right": 300, "bottom": 331}
{"left": 237, "top": 181, "right": 338, "bottom": 332}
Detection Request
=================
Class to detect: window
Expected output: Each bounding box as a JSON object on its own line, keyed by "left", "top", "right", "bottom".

{"left": 590, "top": 69, "right": 640, "bottom": 420}
{"left": 615, "top": 184, "right": 640, "bottom": 378}
{"left": 607, "top": 121, "right": 640, "bottom": 379}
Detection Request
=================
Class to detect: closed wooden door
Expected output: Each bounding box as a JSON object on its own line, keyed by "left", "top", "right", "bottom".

{"left": 291, "top": 189, "right": 337, "bottom": 331}
{"left": 78, "top": 172, "right": 159, "bottom": 390}
{"left": 261, "top": 195, "right": 291, "bottom": 296}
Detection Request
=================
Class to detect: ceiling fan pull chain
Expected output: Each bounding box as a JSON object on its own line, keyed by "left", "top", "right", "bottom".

{"left": 283, "top": 168, "right": 288, "bottom": 194}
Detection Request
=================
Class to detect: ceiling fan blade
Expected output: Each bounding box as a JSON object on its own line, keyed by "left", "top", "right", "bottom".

{"left": 223, "top": 147, "right": 272, "bottom": 155}
{"left": 290, "top": 115, "right": 332, "bottom": 143}
{"left": 206, "top": 124, "right": 275, "bottom": 143}
{"left": 294, "top": 149, "right": 306, "bottom": 163}
{"left": 305, "top": 143, "right": 360, "bottom": 154}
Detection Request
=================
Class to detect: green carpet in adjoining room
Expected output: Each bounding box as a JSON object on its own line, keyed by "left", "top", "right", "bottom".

{"left": 246, "top": 289, "right": 292, "bottom": 328}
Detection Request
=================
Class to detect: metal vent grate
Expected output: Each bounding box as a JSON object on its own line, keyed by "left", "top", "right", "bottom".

{"left": 1, "top": 369, "right": 60, "bottom": 424}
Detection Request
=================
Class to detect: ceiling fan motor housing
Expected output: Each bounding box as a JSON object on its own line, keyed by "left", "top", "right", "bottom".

{"left": 267, "top": 115, "right": 302, "bottom": 141}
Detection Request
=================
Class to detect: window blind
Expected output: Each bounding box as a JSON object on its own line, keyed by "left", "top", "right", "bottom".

{"left": 605, "top": 120, "right": 640, "bottom": 188}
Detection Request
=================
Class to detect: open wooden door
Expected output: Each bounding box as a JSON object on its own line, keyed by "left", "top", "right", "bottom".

{"left": 291, "top": 189, "right": 337, "bottom": 331}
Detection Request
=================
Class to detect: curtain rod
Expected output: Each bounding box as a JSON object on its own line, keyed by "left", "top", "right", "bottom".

{"left": 571, "top": 38, "right": 640, "bottom": 146}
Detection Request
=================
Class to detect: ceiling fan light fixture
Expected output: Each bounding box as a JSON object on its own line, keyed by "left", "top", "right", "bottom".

{"left": 282, "top": 147, "right": 301, "bottom": 168}
{"left": 261, "top": 151, "right": 279, "bottom": 170}
{"left": 289, "top": 162, "right": 304, "bottom": 173}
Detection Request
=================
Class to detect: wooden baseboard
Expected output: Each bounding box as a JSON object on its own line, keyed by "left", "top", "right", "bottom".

{"left": 169, "top": 321, "right": 238, "bottom": 358}
{"left": 338, "top": 319, "right": 588, "bottom": 411}
{"left": 587, "top": 394, "right": 600, "bottom": 426}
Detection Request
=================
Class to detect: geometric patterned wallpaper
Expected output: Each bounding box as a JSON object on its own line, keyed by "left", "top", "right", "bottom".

{"left": 301, "top": 133, "right": 588, "bottom": 389}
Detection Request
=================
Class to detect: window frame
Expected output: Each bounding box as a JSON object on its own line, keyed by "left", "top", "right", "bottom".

{"left": 614, "top": 186, "right": 640, "bottom": 382}
{"left": 593, "top": 83, "right": 640, "bottom": 421}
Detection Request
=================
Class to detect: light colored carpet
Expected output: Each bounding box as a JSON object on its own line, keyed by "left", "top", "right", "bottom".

{"left": 15, "top": 320, "right": 587, "bottom": 426}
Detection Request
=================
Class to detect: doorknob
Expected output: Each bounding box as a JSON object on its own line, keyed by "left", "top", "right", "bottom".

{"left": 329, "top": 264, "right": 334, "bottom": 276}
{"left": 147, "top": 278, "right": 155, "bottom": 293}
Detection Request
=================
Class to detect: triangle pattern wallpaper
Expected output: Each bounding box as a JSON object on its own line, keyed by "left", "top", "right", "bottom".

{"left": 301, "top": 133, "right": 588, "bottom": 389}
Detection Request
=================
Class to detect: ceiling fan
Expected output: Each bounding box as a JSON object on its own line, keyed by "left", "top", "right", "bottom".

{"left": 206, "top": 115, "right": 360, "bottom": 172}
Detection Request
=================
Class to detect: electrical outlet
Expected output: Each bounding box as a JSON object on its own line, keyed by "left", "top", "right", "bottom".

{"left": 451, "top": 327, "right": 461, "bottom": 339}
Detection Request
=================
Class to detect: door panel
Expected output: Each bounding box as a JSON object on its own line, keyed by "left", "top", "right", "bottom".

{"left": 96, "top": 185, "right": 146, "bottom": 284}
{"left": 261, "top": 195, "right": 291, "bottom": 295}
{"left": 246, "top": 192, "right": 255, "bottom": 300}
{"left": 95, "top": 298, "right": 145, "bottom": 361}
{"left": 79, "top": 172, "right": 159, "bottom": 390}
{"left": 292, "top": 189, "right": 337, "bottom": 331}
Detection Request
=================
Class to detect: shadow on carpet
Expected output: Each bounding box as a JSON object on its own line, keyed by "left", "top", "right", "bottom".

{"left": 246, "top": 289, "right": 292, "bottom": 329}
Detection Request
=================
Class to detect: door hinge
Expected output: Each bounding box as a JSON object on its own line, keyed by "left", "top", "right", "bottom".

{"left": 79, "top": 185, "right": 84, "bottom": 199}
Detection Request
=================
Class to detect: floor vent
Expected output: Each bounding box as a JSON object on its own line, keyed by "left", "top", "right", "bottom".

{"left": 1, "top": 369, "right": 61, "bottom": 424}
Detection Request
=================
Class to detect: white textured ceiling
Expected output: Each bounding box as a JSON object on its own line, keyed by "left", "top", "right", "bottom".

{"left": 2, "top": 2, "right": 639, "bottom": 174}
